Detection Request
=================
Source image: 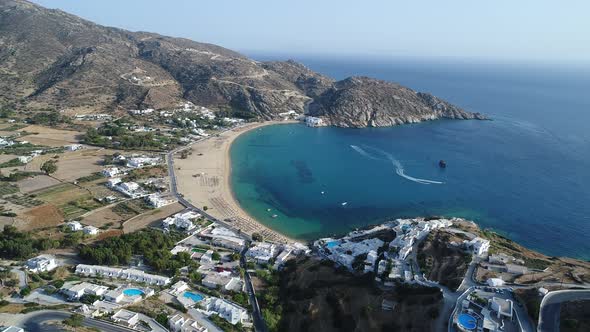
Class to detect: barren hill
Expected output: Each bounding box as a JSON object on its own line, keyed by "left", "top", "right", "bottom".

{"left": 0, "top": 0, "right": 485, "bottom": 127}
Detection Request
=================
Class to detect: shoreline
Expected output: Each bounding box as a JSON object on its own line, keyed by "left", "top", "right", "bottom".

{"left": 174, "top": 120, "right": 299, "bottom": 244}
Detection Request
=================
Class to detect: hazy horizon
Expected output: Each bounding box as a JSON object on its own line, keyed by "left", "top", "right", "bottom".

{"left": 31, "top": 0, "right": 590, "bottom": 67}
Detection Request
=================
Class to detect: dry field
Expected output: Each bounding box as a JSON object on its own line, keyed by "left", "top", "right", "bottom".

{"left": 17, "top": 174, "right": 61, "bottom": 193}
{"left": 122, "top": 202, "right": 184, "bottom": 233}
{"left": 52, "top": 148, "right": 115, "bottom": 181}
{"left": 17, "top": 204, "right": 64, "bottom": 230}
{"left": 15, "top": 125, "right": 82, "bottom": 147}
{"left": 81, "top": 204, "right": 127, "bottom": 228}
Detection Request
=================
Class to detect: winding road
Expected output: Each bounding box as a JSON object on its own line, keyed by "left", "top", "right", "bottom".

{"left": 537, "top": 289, "right": 590, "bottom": 332}
{"left": 17, "top": 310, "right": 136, "bottom": 332}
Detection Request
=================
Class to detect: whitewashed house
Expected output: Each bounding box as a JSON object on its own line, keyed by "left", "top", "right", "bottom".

{"left": 25, "top": 255, "right": 57, "bottom": 273}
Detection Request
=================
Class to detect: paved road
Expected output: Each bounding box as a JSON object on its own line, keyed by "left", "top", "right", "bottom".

{"left": 537, "top": 289, "right": 590, "bottom": 332}
{"left": 20, "top": 310, "right": 136, "bottom": 332}
{"left": 240, "top": 244, "right": 268, "bottom": 332}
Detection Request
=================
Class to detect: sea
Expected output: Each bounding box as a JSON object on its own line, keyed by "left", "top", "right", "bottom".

{"left": 230, "top": 55, "right": 590, "bottom": 260}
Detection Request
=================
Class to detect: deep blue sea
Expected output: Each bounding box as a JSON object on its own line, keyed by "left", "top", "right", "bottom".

{"left": 231, "top": 56, "right": 590, "bottom": 260}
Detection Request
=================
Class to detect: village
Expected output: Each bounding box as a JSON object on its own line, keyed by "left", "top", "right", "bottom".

{"left": 1, "top": 104, "right": 589, "bottom": 332}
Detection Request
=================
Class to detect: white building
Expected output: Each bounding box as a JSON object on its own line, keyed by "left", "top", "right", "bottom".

{"left": 466, "top": 237, "right": 490, "bottom": 256}
{"left": 101, "top": 167, "right": 120, "bottom": 177}
{"left": 65, "top": 144, "right": 83, "bottom": 151}
{"left": 305, "top": 116, "right": 325, "bottom": 127}
{"left": 75, "top": 264, "right": 171, "bottom": 286}
{"left": 162, "top": 211, "right": 201, "bottom": 231}
{"left": 104, "top": 288, "right": 125, "bottom": 303}
{"left": 246, "top": 242, "right": 277, "bottom": 263}
{"left": 113, "top": 181, "right": 144, "bottom": 198}
{"left": 17, "top": 155, "right": 32, "bottom": 164}
{"left": 126, "top": 156, "right": 160, "bottom": 168}
{"left": 169, "top": 281, "right": 190, "bottom": 296}
{"left": 201, "top": 298, "right": 248, "bottom": 325}
{"left": 112, "top": 309, "right": 140, "bottom": 327}
{"left": 201, "top": 272, "right": 242, "bottom": 292}
{"left": 25, "top": 255, "right": 57, "bottom": 273}
{"left": 60, "top": 282, "right": 108, "bottom": 300}
{"left": 145, "top": 193, "right": 174, "bottom": 208}
{"left": 169, "top": 314, "right": 208, "bottom": 332}
{"left": 200, "top": 250, "right": 215, "bottom": 265}
{"left": 66, "top": 220, "right": 83, "bottom": 231}
{"left": 490, "top": 297, "right": 513, "bottom": 320}
{"left": 128, "top": 109, "right": 154, "bottom": 115}
{"left": 83, "top": 225, "right": 99, "bottom": 236}
{"left": 487, "top": 278, "right": 505, "bottom": 287}
{"left": 199, "top": 227, "right": 245, "bottom": 251}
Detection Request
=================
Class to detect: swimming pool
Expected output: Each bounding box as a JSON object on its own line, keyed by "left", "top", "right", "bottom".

{"left": 457, "top": 313, "right": 477, "bottom": 330}
{"left": 183, "top": 291, "right": 204, "bottom": 302}
{"left": 325, "top": 240, "right": 340, "bottom": 248}
{"left": 123, "top": 288, "right": 145, "bottom": 296}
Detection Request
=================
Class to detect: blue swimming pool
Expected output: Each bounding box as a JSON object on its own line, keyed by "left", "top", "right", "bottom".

{"left": 123, "top": 288, "right": 144, "bottom": 296}
{"left": 326, "top": 240, "right": 340, "bottom": 248}
{"left": 457, "top": 313, "right": 477, "bottom": 330}
{"left": 183, "top": 291, "right": 204, "bottom": 302}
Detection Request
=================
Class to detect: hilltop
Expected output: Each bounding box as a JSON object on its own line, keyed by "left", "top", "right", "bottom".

{"left": 0, "top": 0, "right": 485, "bottom": 127}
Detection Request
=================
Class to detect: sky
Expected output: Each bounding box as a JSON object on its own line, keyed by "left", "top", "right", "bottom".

{"left": 32, "top": 0, "right": 590, "bottom": 65}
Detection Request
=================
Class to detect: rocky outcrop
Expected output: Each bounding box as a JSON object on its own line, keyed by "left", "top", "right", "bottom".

{"left": 0, "top": 0, "right": 487, "bottom": 127}
{"left": 308, "top": 77, "right": 487, "bottom": 128}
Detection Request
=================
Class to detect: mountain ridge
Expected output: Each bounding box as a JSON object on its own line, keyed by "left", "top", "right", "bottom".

{"left": 0, "top": 0, "right": 486, "bottom": 127}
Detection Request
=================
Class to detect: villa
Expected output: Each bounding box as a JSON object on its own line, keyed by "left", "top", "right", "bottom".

{"left": 83, "top": 225, "right": 99, "bottom": 235}
{"left": 145, "top": 193, "right": 174, "bottom": 208}
{"left": 465, "top": 237, "right": 490, "bottom": 256}
{"left": 75, "top": 264, "right": 171, "bottom": 286}
{"left": 198, "top": 226, "right": 245, "bottom": 251}
{"left": 169, "top": 314, "right": 208, "bottom": 332}
{"left": 66, "top": 220, "right": 83, "bottom": 231}
{"left": 162, "top": 211, "right": 201, "bottom": 231}
{"left": 112, "top": 309, "right": 140, "bottom": 327}
{"left": 126, "top": 156, "right": 160, "bottom": 168}
{"left": 60, "top": 282, "right": 108, "bottom": 300}
{"left": 200, "top": 297, "right": 248, "bottom": 325}
{"left": 246, "top": 242, "right": 277, "bottom": 263}
{"left": 201, "top": 271, "right": 243, "bottom": 292}
{"left": 101, "top": 167, "right": 120, "bottom": 177}
{"left": 25, "top": 254, "right": 57, "bottom": 273}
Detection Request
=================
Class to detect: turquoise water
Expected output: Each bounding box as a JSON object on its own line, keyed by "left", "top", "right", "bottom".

{"left": 326, "top": 240, "right": 340, "bottom": 248}
{"left": 458, "top": 313, "right": 477, "bottom": 330}
{"left": 123, "top": 288, "right": 144, "bottom": 296}
{"left": 231, "top": 58, "right": 590, "bottom": 259}
{"left": 183, "top": 291, "right": 204, "bottom": 302}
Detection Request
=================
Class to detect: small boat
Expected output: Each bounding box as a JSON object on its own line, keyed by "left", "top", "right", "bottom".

{"left": 321, "top": 191, "right": 325, "bottom": 195}
{"left": 439, "top": 160, "right": 447, "bottom": 168}
{"left": 271, "top": 214, "right": 278, "bottom": 218}
{"left": 341, "top": 202, "right": 348, "bottom": 206}
{"left": 266, "top": 208, "right": 271, "bottom": 212}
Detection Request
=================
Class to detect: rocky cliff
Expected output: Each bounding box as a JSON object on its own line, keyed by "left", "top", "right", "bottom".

{"left": 0, "top": 0, "right": 486, "bottom": 127}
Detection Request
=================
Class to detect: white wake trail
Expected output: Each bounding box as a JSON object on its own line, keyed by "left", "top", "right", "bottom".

{"left": 349, "top": 145, "right": 381, "bottom": 160}
{"left": 351, "top": 144, "right": 444, "bottom": 185}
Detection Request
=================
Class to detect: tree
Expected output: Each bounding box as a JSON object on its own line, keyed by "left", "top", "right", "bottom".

{"left": 63, "top": 313, "right": 84, "bottom": 327}
{"left": 202, "top": 205, "right": 208, "bottom": 211}
{"left": 252, "top": 233, "right": 263, "bottom": 242}
{"left": 40, "top": 160, "right": 58, "bottom": 175}
{"left": 211, "top": 251, "right": 221, "bottom": 261}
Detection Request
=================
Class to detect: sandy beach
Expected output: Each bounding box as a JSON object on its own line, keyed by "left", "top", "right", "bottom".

{"left": 174, "top": 121, "right": 298, "bottom": 244}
